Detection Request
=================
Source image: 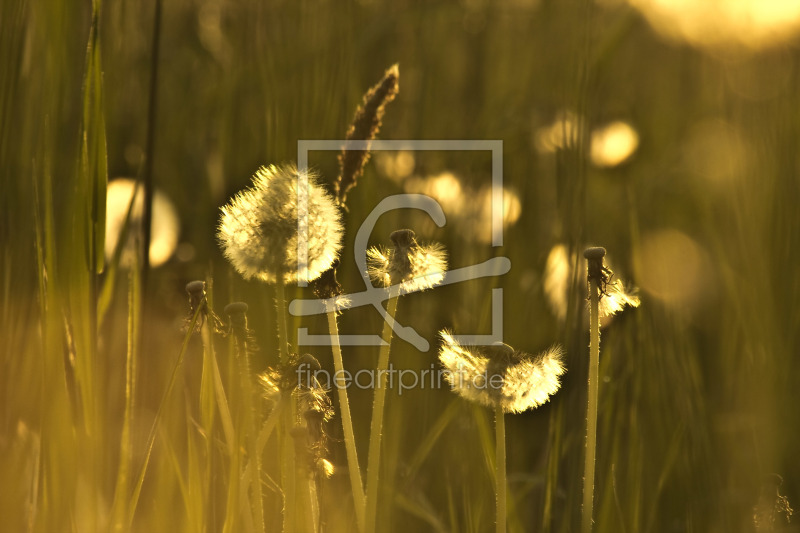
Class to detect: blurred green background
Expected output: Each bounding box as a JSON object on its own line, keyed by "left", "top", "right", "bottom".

{"left": 2, "top": 0, "right": 800, "bottom": 531}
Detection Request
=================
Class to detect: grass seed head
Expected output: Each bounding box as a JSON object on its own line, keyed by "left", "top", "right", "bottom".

{"left": 336, "top": 64, "right": 400, "bottom": 206}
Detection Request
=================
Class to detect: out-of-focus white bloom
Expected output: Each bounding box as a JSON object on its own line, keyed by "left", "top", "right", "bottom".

{"left": 217, "top": 164, "right": 343, "bottom": 284}
{"left": 105, "top": 178, "right": 180, "bottom": 268}
{"left": 599, "top": 279, "right": 641, "bottom": 317}
{"left": 367, "top": 229, "right": 447, "bottom": 294}
{"left": 438, "top": 331, "right": 565, "bottom": 414}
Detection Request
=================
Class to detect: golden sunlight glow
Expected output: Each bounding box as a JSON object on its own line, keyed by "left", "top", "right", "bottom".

{"left": 375, "top": 150, "right": 416, "bottom": 183}
{"left": 627, "top": 0, "right": 800, "bottom": 49}
{"left": 590, "top": 121, "right": 640, "bottom": 168}
{"left": 544, "top": 244, "right": 572, "bottom": 321}
{"left": 105, "top": 178, "right": 180, "bottom": 268}
{"left": 470, "top": 185, "right": 522, "bottom": 244}
{"left": 404, "top": 173, "right": 520, "bottom": 244}
{"left": 683, "top": 120, "right": 751, "bottom": 186}
{"left": 636, "top": 229, "right": 712, "bottom": 309}
{"left": 404, "top": 171, "right": 465, "bottom": 215}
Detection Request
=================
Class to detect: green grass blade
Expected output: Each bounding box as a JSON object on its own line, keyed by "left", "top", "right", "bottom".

{"left": 127, "top": 300, "right": 204, "bottom": 527}
{"left": 109, "top": 251, "right": 141, "bottom": 531}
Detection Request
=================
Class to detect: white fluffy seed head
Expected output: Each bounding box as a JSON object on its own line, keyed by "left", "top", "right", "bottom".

{"left": 599, "top": 279, "right": 641, "bottom": 317}
{"left": 438, "top": 330, "right": 566, "bottom": 414}
{"left": 366, "top": 229, "right": 447, "bottom": 294}
{"left": 217, "top": 164, "right": 343, "bottom": 284}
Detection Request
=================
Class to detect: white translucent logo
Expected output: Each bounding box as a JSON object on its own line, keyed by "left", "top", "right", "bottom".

{"left": 291, "top": 140, "right": 508, "bottom": 351}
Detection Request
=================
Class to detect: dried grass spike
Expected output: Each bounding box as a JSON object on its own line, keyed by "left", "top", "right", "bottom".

{"left": 336, "top": 64, "right": 400, "bottom": 206}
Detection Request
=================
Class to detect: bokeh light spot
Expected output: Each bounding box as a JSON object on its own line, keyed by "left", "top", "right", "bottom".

{"left": 105, "top": 178, "right": 180, "bottom": 268}
{"left": 636, "top": 229, "right": 713, "bottom": 310}
{"left": 590, "top": 121, "right": 640, "bottom": 168}
{"left": 626, "top": 0, "right": 800, "bottom": 49}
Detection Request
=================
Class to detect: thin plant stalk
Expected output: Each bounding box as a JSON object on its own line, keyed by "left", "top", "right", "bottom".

{"left": 275, "top": 278, "right": 289, "bottom": 364}
{"left": 582, "top": 273, "right": 601, "bottom": 533}
{"left": 280, "top": 395, "right": 298, "bottom": 533}
{"left": 206, "top": 331, "right": 237, "bottom": 529}
{"left": 237, "top": 328, "right": 266, "bottom": 533}
{"left": 222, "top": 328, "right": 242, "bottom": 533}
{"left": 327, "top": 308, "right": 366, "bottom": 532}
{"left": 495, "top": 405, "right": 507, "bottom": 533}
{"left": 298, "top": 467, "right": 319, "bottom": 533}
{"left": 198, "top": 303, "right": 218, "bottom": 526}
{"left": 364, "top": 290, "right": 400, "bottom": 533}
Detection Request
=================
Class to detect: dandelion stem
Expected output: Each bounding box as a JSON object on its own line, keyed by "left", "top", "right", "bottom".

{"left": 495, "top": 405, "right": 507, "bottom": 533}
{"left": 364, "top": 292, "right": 399, "bottom": 533}
{"left": 274, "top": 273, "right": 299, "bottom": 533}
{"left": 582, "top": 273, "right": 601, "bottom": 533}
{"left": 327, "top": 309, "right": 366, "bottom": 532}
{"left": 275, "top": 278, "right": 290, "bottom": 364}
{"left": 280, "top": 396, "right": 297, "bottom": 533}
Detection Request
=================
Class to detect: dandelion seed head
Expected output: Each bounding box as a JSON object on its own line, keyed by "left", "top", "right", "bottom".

{"left": 599, "top": 279, "right": 641, "bottom": 317}
{"left": 584, "top": 247, "right": 641, "bottom": 318}
{"left": 217, "top": 164, "right": 343, "bottom": 284}
{"left": 438, "top": 331, "right": 566, "bottom": 414}
{"left": 754, "top": 473, "right": 794, "bottom": 529}
{"left": 258, "top": 370, "right": 281, "bottom": 403}
{"left": 583, "top": 247, "right": 607, "bottom": 260}
{"left": 319, "top": 458, "right": 335, "bottom": 478}
{"left": 223, "top": 301, "right": 249, "bottom": 336}
{"left": 367, "top": 229, "right": 447, "bottom": 294}
{"left": 223, "top": 301, "right": 248, "bottom": 315}
{"left": 183, "top": 280, "right": 224, "bottom": 332}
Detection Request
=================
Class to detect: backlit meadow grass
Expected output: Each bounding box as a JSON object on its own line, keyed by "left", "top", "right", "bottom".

{"left": 2, "top": 0, "right": 800, "bottom": 532}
